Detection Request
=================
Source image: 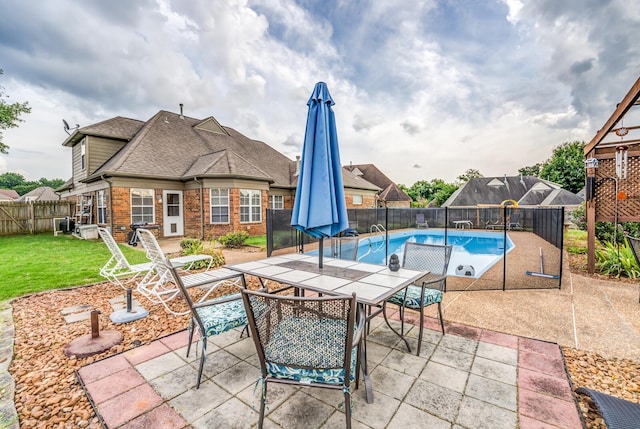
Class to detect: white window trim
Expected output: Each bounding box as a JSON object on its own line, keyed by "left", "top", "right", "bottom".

{"left": 130, "top": 188, "right": 155, "bottom": 224}
{"left": 80, "top": 140, "right": 86, "bottom": 171}
{"left": 210, "top": 188, "right": 230, "bottom": 224}
{"left": 240, "top": 189, "right": 262, "bottom": 223}
{"left": 353, "top": 195, "right": 363, "bottom": 205}
{"left": 97, "top": 190, "right": 107, "bottom": 224}
{"left": 269, "top": 195, "right": 284, "bottom": 210}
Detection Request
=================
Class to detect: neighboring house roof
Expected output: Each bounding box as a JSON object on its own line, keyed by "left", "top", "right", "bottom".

{"left": 0, "top": 189, "right": 19, "bottom": 200}
{"left": 17, "top": 187, "right": 60, "bottom": 202}
{"left": 68, "top": 110, "right": 380, "bottom": 191}
{"left": 443, "top": 176, "right": 582, "bottom": 207}
{"left": 344, "top": 164, "right": 410, "bottom": 201}
{"left": 379, "top": 182, "right": 411, "bottom": 202}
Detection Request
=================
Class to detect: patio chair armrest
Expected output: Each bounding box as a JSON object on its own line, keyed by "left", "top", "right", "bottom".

{"left": 351, "top": 305, "right": 366, "bottom": 347}
{"left": 421, "top": 275, "right": 447, "bottom": 289}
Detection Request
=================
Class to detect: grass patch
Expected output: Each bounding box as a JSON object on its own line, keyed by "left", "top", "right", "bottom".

{"left": 0, "top": 234, "right": 148, "bottom": 301}
{"left": 565, "top": 229, "right": 588, "bottom": 254}
{"left": 244, "top": 235, "right": 266, "bottom": 249}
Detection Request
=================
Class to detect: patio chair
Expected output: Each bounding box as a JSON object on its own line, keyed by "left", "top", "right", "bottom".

{"left": 241, "top": 289, "right": 364, "bottom": 429}
{"left": 624, "top": 235, "right": 640, "bottom": 303}
{"left": 136, "top": 228, "right": 243, "bottom": 314}
{"left": 97, "top": 227, "right": 153, "bottom": 289}
{"left": 165, "top": 259, "right": 248, "bottom": 388}
{"left": 383, "top": 242, "right": 452, "bottom": 355}
{"left": 575, "top": 387, "right": 640, "bottom": 429}
{"left": 507, "top": 212, "right": 522, "bottom": 230}
{"left": 415, "top": 213, "right": 429, "bottom": 228}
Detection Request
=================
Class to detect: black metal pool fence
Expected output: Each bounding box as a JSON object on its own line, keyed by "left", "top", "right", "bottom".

{"left": 266, "top": 207, "right": 564, "bottom": 291}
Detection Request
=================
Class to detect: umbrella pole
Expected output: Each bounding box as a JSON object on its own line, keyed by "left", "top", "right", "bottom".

{"left": 319, "top": 237, "right": 324, "bottom": 268}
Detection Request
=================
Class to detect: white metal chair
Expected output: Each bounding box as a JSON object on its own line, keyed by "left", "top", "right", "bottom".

{"left": 136, "top": 228, "right": 243, "bottom": 314}
{"left": 97, "top": 227, "right": 153, "bottom": 289}
{"left": 383, "top": 242, "right": 452, "bottom": 355}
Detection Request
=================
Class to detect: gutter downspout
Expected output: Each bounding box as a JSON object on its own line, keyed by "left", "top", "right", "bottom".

{"left": 101, "top": 175, "right": 114, "bottom": 233}
{"left": 193, "top": 177, "right": 204, "bottom": 240}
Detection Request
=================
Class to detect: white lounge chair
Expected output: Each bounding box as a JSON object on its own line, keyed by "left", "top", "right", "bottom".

{"left": 136, "top": 228, "right": 243, "bottom": 314}
{"left": 97, "top": 227, "right": 154, "bottom": 289}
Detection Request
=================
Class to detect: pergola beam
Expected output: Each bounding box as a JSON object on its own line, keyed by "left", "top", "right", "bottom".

{"left": 584, "top": 76, "right": 640, "bottom": 156}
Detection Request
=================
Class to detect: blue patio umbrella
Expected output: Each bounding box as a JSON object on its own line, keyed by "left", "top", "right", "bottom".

{"left": 291, "top": 82, "right": 349, "bottom": 268}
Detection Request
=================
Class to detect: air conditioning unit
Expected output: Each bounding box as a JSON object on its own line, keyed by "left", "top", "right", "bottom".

{"left": 455, "top": 264, "right": 475, "bottom": 277}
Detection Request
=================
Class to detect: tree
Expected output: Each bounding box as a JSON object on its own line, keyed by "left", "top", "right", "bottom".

{"left": 539, "top": 141, "right": 585, "bottom": 194}
{"left": 456, "top": 168, "right": 483, "bottom": 183}
{"left": 518, "top": 163, "right": 543, "bottom": 177}
{"left": 0, "top": 172, "right": 65, "bottom": 195}
{"left": 0, "top": 172, "right": 26, "bottom": 189}
{"left": 430, "top": 179, "right": 459, "bottom": 207}
{"left": 0, "top": 68, "right": 31, "bottom": 154}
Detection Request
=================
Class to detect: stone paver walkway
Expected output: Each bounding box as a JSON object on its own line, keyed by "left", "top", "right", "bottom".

{"left": 78, "top": 315, "right": 582, "bottom": 428}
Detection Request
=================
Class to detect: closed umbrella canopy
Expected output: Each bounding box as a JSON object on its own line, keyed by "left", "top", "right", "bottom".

{"left": 291, "top": 82, "right": 349, "bottom": 266}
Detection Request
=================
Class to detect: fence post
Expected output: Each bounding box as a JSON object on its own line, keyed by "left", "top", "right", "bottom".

{"left": 266, "top": 208, "right": 273, "bottom": 257}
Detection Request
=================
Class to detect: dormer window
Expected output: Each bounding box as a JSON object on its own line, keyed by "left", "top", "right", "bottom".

{"left": 81, "top": 139, "right": 86, "bottom": 171}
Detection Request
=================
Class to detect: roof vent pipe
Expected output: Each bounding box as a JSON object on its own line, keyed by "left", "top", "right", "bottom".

{"left": 179, "top": 103, "right": 184, "bottom": 119}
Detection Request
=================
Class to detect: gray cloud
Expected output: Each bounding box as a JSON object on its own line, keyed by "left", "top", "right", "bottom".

{"left": 1, "top": 0, "right": 638, "bottom": 185}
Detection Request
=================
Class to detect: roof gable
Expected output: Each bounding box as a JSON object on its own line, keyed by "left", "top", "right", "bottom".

{"left": 195, "top": 117, "right": 229, "bottom": 135}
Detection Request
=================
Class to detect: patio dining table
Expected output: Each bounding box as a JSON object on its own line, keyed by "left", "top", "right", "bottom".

{"left": 226, "top": 252, "right": 430, "bottom": 404}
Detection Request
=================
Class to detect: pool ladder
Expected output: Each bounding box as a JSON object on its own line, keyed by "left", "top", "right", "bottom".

{"left": 358, "top": 224, "right": 387, "bottom": 261}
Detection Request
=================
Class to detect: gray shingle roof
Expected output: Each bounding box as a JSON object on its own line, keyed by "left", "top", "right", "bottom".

{"left": 77, "top": 110, "right": 381, "bottom": 191}
{"left": 344, "top": 163, "right": 409, "bottom": 199}
{"left": 62, "top": 117, "right": 144, "bottom": 147}
{"left": 17, "top": 187, "right": 60, "bottom": 201}
{"left": 85, "top": 111, "right": 290, "bottom": 185}
{"left": 443, "top": 176, "right": 580, "bottom": 207}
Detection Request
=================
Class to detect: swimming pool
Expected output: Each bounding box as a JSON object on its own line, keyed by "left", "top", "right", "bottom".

{"left": 314, "top": 229, "right": 515, "bottom": 278}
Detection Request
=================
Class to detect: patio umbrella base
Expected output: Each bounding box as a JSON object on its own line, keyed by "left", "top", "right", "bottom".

{"left": 64, "top": 330, "right": 123, "bottom": 359}
{"left": 109, "top": 307, "right": 149, "bottom": 324}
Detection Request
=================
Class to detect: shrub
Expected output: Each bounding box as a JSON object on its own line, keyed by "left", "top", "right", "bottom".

{"left": 595, "top": 240, "right": 640, "bottom": 278}
{"left": 569, "top": 202, "right": 587, "bottom": 230}
{"left": 218, "top": 231, "right": 249, "bottom": 248}
{"left": 179, "top": 238, "right": 203, "bottom": 252}
{"left": 179, "top": 238, "right": 215, "bottom": 270}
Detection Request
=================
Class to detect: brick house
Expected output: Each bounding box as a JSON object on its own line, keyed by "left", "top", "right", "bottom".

{"left": 57, "top": 108, "right": 381, "bottom": 242}
{"left": 344, "top": 163, "right": 412, "bottom": 208}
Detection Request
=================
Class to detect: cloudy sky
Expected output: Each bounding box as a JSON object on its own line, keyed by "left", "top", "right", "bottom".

{"left": 1, "top": 0, "right": 639, "bottom": 186}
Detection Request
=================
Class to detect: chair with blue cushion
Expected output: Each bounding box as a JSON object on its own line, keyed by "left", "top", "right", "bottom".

{"left": 166, "top": 259, "right": 248, "bottom": 389}
{"left": 383, "top": 242, "right": 452, "bottom": 355}
{"left": 241, "top": 289, "right": 364, "bottom": 429}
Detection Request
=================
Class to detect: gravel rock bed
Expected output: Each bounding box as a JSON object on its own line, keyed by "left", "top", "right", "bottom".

{"left": 9, "top": 276, "right": 262, "bottom": 429}
{"left": 7, "top": 276, "right": 640, "bottom": 428}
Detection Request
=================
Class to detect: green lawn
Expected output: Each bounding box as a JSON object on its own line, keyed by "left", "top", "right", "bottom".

{"left": 243, "top": 234, "right": 266, "bottom": 249}
{"left": 0, "top": 234, "right": 149, "bottom": 301}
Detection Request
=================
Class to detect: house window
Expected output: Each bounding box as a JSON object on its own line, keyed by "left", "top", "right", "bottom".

{"left": 269, "top": 195, "right": 283, "bottom": 210}
{"left": 97, "top": 190, "right": 107, "bottom": 224}
{"left": 210, "top": 188, "right": 229, "bottom": 224}
{"left": 353, "top": 195, "right": 363, "bottom": 205}
{"left": 240, "top": 189, "right": 261, "bottom": 223}
{"left": 131, "top": 188, "right": 154, "bottom": 224}
{"left": 81, "top": 140, "right": 86, "bottom": 171}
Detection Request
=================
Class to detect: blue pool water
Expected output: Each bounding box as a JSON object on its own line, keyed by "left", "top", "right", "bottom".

{"left": 316, "top": 229, "right": 515, "bottom": 278}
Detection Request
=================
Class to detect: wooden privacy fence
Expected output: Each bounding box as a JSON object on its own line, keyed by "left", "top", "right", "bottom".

{"left": 0, "top": 201, "right": 74, "bottom": 235}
